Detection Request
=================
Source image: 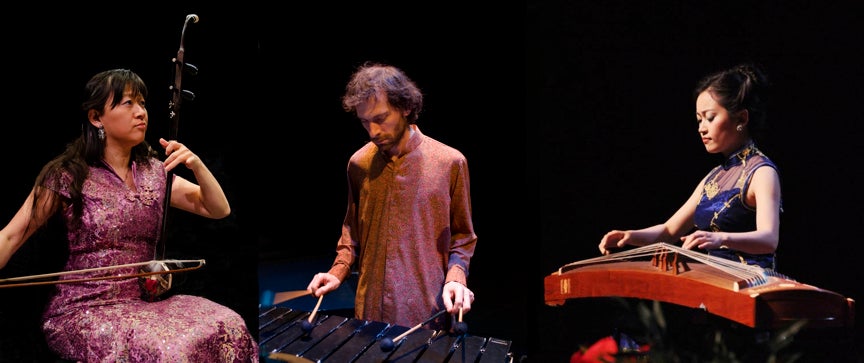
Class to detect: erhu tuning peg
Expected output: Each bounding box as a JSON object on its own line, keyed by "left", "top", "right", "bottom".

{"left": 181, "top": 89, "right": 196, "bottom": 101}
{"left": 184, "top": 63, "right": 199, "bottom": 76}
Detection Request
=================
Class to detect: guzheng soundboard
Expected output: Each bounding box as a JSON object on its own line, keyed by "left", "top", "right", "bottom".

{"left": 544, "top": 243, "right": 855, "bottom": 330}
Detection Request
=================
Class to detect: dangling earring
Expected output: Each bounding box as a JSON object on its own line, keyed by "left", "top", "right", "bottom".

{"left": 736, "top": 125, "right": 743, "bottom": 132}
{"left": 98, "top": 127, "right": 105, "bottom": 140}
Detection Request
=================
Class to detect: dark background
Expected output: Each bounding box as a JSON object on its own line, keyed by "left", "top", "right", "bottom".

{"left": 1, "top": 1, "right": 863, "bottom": 363}
{"left": 528, "top": 1, "right": 864, "bottom": 362}
{"left": 0, "top": 3, "right": 529, "bottom": 363}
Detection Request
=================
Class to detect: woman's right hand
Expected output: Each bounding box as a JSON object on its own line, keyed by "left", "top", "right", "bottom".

{"left": 599, "top": 230, "right": 629, "bottom": 255}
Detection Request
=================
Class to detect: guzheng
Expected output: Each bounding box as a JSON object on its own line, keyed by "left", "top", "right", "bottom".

{"left": 259, "top": 305, "right": 514, "bottom": 363}
{"left": 544, "top": 243, "right": 855, "bottom": 330}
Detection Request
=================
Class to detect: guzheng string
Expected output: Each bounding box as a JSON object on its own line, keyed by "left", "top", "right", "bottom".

{"left": 559, "top": 243, "right": 790, "bottom": 290}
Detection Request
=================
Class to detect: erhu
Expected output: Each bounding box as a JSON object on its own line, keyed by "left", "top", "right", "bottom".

{"left": 139, "top": 13, "right": 201, "bottom": 301}
{"left": 0, "top": 15, "right": 206, "bottom": 292}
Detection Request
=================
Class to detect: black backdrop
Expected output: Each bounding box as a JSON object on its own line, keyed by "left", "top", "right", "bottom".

{"left": 2, "top": 2, "right": 863, "bottom": 363}
{"left": 0, "top": 3, "right": 528, "bottom": 362}
{"left": 528, "top": 1, "right": 864, "bottom": 362}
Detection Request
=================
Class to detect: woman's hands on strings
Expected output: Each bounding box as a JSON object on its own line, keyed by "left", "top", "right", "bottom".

{"left": 680, "top": 230, "right": 726, "bottom": 250}
{"left": 601, "top": 228, "right": 731, "bottom": 254}
{"left": 599, "top": 224, "right": 685, "bottom": 255}
{"left": 160, "top": 138, "right": 200, "bottom": 173}
{"left": 599, "top": 230, "right": 631, "bottom": 255}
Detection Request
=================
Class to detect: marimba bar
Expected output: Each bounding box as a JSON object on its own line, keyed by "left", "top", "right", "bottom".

{"left": 259, "top": 306, "right": 513, "bottom": 363}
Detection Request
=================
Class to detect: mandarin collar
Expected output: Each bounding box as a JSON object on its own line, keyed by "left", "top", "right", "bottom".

{"left": 722, "top": 142, "right": 757, "bottom": 170}
{"left": 378, "top": 124, "right": 422, "bottom": 160}
{"left": 99, "top": 158, "right": 136, "bottom": 173}
{"left": 403, "top": 124, "right": 422, "bottom": 153}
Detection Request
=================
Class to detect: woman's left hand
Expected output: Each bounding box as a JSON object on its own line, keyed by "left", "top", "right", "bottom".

{"left": 160, "top": 138, "right": 200, "bottom": 173}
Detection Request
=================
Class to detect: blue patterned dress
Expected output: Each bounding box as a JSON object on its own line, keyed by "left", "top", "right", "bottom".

{"left": 693, "top": 142, "right": 781, "bottom": 269}
{"left": 40, "top": 158, "right": 258, "bottom": 362}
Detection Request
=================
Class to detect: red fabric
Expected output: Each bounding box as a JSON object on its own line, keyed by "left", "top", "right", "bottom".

{"left": 570, "top": 335, "right": 651, "bottom": 363}
{"left": 570, "top": 336, "right": 618, "bottom": 363}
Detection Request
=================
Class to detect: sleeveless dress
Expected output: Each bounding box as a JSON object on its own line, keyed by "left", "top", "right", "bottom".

{"left": 40, "top": 158, "right": 258, "bottom": 362}
{"left": 693, "top": 142, "right": 781, "bottom": 269}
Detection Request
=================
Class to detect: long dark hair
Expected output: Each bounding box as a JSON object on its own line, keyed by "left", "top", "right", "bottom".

{"left": 28, "top": 69, "right": 158, "bottom": 233}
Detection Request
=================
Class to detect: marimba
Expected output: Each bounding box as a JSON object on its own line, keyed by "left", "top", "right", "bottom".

{"left": 259, "top": 306, "right": 514, "bottom": 363}
{"left": 544, "top": 243, "right": 855, "bottom": 330}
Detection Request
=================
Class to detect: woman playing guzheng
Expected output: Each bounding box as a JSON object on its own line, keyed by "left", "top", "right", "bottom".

{"left": 599, "top": 62, "right": 782, "bottom": 270}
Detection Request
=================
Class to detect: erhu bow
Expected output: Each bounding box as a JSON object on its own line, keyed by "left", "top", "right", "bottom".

{"left": 0, "top": 260, "right": 206, "bottom": 289}
{"left": 140, "top": 13, "right": 202, "bottom": 301}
